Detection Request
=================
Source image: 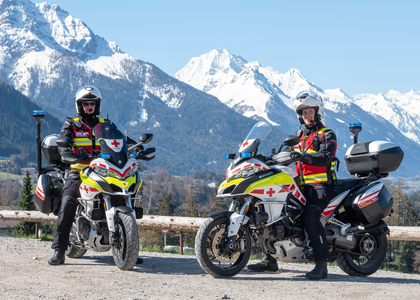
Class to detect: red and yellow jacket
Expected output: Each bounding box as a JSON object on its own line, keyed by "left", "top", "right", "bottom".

{"left": 293, "top": 123, "right": 337, "bottom": 185}
{"left": 59, "top": 116, "right": 106, "bottom": 171}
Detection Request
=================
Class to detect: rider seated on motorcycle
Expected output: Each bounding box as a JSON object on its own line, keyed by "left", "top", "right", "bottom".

{"left": 48, "top": 85, "right": 141, "bottom": 265}
{"left": 248, "top": 90, "right": 337, "bottom": 280}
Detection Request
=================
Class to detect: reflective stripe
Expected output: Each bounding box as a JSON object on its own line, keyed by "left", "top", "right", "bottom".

{"left": 70, "top": 117, "right": 105, "bottom": 170}
{"left": 70, "top": 162, "right": 89, "bottom": 170}
{"left": 303, "top": 173, "right": 328, "bottom": 183}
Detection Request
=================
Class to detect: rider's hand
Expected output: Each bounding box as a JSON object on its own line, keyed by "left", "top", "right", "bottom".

{"left": 291, "top": 152, "right": 303, "bottom": 162}
{"left": 301, "top": 153, "right": 313, "bottom": 164}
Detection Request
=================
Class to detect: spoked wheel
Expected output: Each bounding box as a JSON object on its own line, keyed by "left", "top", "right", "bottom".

{"left": 111, "top": 213, "right": 139, "bottom": 271}
{"left": 195, "top": 215, "right": 252, "bottom": 278}
{"left": 336, "top": 233, "right": 388, "bottom": 276}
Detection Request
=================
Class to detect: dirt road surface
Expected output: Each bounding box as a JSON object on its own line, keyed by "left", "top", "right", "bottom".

{"left": 1, "top": 237, "right": 420, "bottom": 300}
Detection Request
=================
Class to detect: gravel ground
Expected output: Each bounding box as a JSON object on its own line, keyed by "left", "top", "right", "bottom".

{"left": 1, "top": 237, "right": 420, "bottom": 300}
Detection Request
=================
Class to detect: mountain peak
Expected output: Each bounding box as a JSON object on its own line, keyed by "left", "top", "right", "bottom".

{"left": 0, "top": 0, "right": 121, "bottom": 61}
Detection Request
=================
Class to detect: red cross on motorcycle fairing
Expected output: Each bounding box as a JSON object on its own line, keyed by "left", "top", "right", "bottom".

{"left": 111, "top": 140, "right": 120, "bottom": 147}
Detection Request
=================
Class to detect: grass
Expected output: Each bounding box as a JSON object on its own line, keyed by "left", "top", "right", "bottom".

{"left": 0, "top": 172, "right": 24, "bottom": 180}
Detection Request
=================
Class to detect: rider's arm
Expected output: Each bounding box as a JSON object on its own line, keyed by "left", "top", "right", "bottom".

{"left": 58, "top": 120, "right": 74, "bottom": 155}
{"left": 302, "top": 131, "right": 337, "bottom": 166}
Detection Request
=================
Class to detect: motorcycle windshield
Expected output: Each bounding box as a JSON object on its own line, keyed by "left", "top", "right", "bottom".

{"left": 237, "top": 121, "right": 272, "bottom": 155}
{"left": 93, "top": 121, "right": 128, "bottom": 167}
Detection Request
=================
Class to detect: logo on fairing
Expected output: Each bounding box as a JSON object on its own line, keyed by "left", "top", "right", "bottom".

{"left": 259, "top": 171, "right": 273, "bottom": 179}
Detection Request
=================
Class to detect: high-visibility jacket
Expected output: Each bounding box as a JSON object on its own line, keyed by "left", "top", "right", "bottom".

{"left": 293, "top": 126, "right": 337, "bottom": 184}
{"left": 70, "top": 117, "right": 106, "bottom": 171}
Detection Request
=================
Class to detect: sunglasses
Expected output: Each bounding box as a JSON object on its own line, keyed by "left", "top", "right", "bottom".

{"left": 82, "top": 102, "right": 96, "bottom": 107}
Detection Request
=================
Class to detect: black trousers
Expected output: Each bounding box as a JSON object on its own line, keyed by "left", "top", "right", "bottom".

{"left": 303, "top": 183, "right": 333, "bottom": 262}
{"left": 51, "top": 177, "right": 81, "bottom": 251}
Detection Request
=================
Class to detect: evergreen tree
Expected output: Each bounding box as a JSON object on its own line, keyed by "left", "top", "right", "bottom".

{"left": 15, "top": 171, "right": 36, "bottom": 237}
{"left": 155, "top": 193, "right": 175, "bottom": 216}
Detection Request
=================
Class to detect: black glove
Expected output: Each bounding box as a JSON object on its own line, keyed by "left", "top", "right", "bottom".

{"left": 290, "top": 152, "right": 303, "bottom": 162}
{"left": 301, "top": 153, "right": 313, "bottom": 164}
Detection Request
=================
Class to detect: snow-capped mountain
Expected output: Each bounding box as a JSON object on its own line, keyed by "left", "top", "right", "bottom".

{"left": 175, "top": 49, "right": 420, "bottom": 146}
{"left": 175, "top": 49, "right": 420, "bottom": 177}
{"left": 0, "top": 0, "right": 288, "bottom": 175}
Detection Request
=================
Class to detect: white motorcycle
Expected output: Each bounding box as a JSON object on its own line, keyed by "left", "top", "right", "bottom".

{"left": 195, "top": 121, "right": 403, "bottom": 277}
{"left": 34, "top": 119, "right": 155, "bottom": 270}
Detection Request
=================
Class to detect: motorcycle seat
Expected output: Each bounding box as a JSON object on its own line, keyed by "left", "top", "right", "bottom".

{"left": 335, "top": 178, "right": 364, "bottom": 189}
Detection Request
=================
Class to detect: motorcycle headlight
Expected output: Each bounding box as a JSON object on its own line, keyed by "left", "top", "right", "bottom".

{"left": 125, "top": 165, "right": 138, "bottom": 179}
{"left": 108, "top": 170, "right": 123, "bottom": 180}
{"left": 93, "top": 166, "right": 108, "bottom": 177}
{"left": 227, "top": 166, "right": 262, "bottom": 181}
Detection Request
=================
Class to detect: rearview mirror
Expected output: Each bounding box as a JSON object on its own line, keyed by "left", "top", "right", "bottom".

{"left": 56, "top": 137, "right": 74, "bottom": 148}
{"left": 61, "top": 152, "right": 86, "bottom": 164}
{"left": 140, "top": 134, "right": 153, "bottom": 144}
{"left": 283, "top": 135, "right": 300, "bottom": 146}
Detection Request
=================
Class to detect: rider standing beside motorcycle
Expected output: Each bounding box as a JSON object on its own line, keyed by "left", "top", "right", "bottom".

{"left": 48, "top": 85, "right": 140, "bottom": 265}
{"left": 248, "top": 91, "right": 337, "bottom": 280}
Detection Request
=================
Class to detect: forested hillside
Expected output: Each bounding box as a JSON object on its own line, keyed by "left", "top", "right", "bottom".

{"left": 0, "top": 80, "right": 63, "bottom": 164}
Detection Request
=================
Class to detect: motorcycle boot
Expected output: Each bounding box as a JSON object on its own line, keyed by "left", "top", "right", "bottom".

{"left": 48, "top": 250, "right": 65, "bottom": 265}
{"left": 306, "top": 260, "right": 328, "bottom": 280}
{"left": 247, "top": 253, "right": 278, "bottom": 272}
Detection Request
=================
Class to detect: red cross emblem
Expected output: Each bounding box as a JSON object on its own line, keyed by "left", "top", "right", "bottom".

{"left": 242, "top": 140, "right": 249, "bottom": 147}
{"left": 267, "top": 188, "right": 275, "bottom": 197}
{"left": 83, "top": 185, "right": 89, "bottom": 194}
{"left": 111, "top": 140, "right": 120, "bottom": 147}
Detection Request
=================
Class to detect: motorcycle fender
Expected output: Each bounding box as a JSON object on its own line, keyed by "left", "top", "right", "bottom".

{"left": 207, "top": 210, "right": 234, "bottom": 218}
{"left": 115, "top": 206, "right": 136, "bottom": 221}
{"left": 105, "top": 206, "right": 135, "bottom": 232}
{"left": 227, "top": 212, "right": 250, "bottom": 237}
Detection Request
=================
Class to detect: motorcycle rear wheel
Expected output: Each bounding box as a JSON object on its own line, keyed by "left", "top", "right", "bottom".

{"left": 111, "top": 213, "right": 139, "bottom": 271}
{"left": 66, "top": 244, "right": 87, "bottom": 258}
{"left": 66, "top": 222, "right": 87, "bottom": 258}
{"left": 336, "top": 233, "right": 387, "bottom": 277}
{"left": 195, "top": 215, "right": 252, "bottom": 278}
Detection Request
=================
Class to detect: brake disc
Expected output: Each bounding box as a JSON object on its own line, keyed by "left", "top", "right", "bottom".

{"left": 211, "top": 228, "right": 240, "bottom": 264}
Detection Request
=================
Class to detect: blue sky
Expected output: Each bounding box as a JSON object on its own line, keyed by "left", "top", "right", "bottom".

{"left": 45, "top": 0, "right": 420, "bottom": 96}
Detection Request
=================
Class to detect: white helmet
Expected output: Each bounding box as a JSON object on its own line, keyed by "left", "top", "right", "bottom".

{"left": 293, "top": 90, "right": 324, "bottom": 124}
{"left": 75, "top": 85, "right": 102, "bottom": 116}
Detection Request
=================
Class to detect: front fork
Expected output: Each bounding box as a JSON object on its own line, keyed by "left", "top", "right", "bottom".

{"left": 104, "top": 195, "right": 136, "bottom": 244}
{"left": 226, "top": 198, "right": 251, "bottom": 249}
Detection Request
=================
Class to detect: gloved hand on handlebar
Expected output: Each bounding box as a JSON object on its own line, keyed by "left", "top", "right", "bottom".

{"left": 291, "top": 152, "right": 313, "bottom": 164}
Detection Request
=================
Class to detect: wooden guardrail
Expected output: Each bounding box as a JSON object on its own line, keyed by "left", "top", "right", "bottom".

{"left": 1, "top": 210, "right": 420, "bottom": 241}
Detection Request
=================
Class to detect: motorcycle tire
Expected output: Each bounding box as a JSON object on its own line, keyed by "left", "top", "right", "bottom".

{"left": 66, "top": 244, "right": 87, "bottom": 258}
{"left": 336, "top": 233, "right": 387, "bottom": 277}
{"left": 195, "top": 215, "right": 252, "bottom": 278}
{"left": 66, "top": 222, "right": 87, "bottom": 258}
{"left": 111, "top": 212, "right": 139, "bottom": 271}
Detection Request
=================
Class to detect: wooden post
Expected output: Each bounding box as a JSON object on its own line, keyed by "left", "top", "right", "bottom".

{"left": 180, "top": 231, "right": 184, "bottom": 255}
{"left": 35, "top": 222, "right": 39, "bottom": 239}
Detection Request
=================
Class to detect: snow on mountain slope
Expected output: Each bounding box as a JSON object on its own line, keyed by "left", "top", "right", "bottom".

{"left": 175, "top": 48, "right": 420, "bottom": 148}
{"left": 175, "top": 48, "right": 298, "bottom": 132}
{"left": 175, "top": 49, "right": 420, "bottom": 177}
{"left": 352, "top": 91, "right": 420, "bottom": 144}
{"left": 0, "top": 0, "right": 291, "bottom": 176}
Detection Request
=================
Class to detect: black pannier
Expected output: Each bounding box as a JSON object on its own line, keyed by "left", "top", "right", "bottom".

{"left": 344, "top": 141, "right": 404, "bottom": 176}
{"left": 34, "top": 174, "right": 63, "bottom": 215}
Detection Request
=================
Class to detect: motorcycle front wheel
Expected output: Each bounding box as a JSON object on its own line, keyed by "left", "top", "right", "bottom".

{"left": 111, "top": 212, "right": 139, "bottom": 271}
{"left": 195, "top": 215, "right": 252, "bottom": 278}
{"left": 336, "top": 233, "right": 387, "bottom": 277}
